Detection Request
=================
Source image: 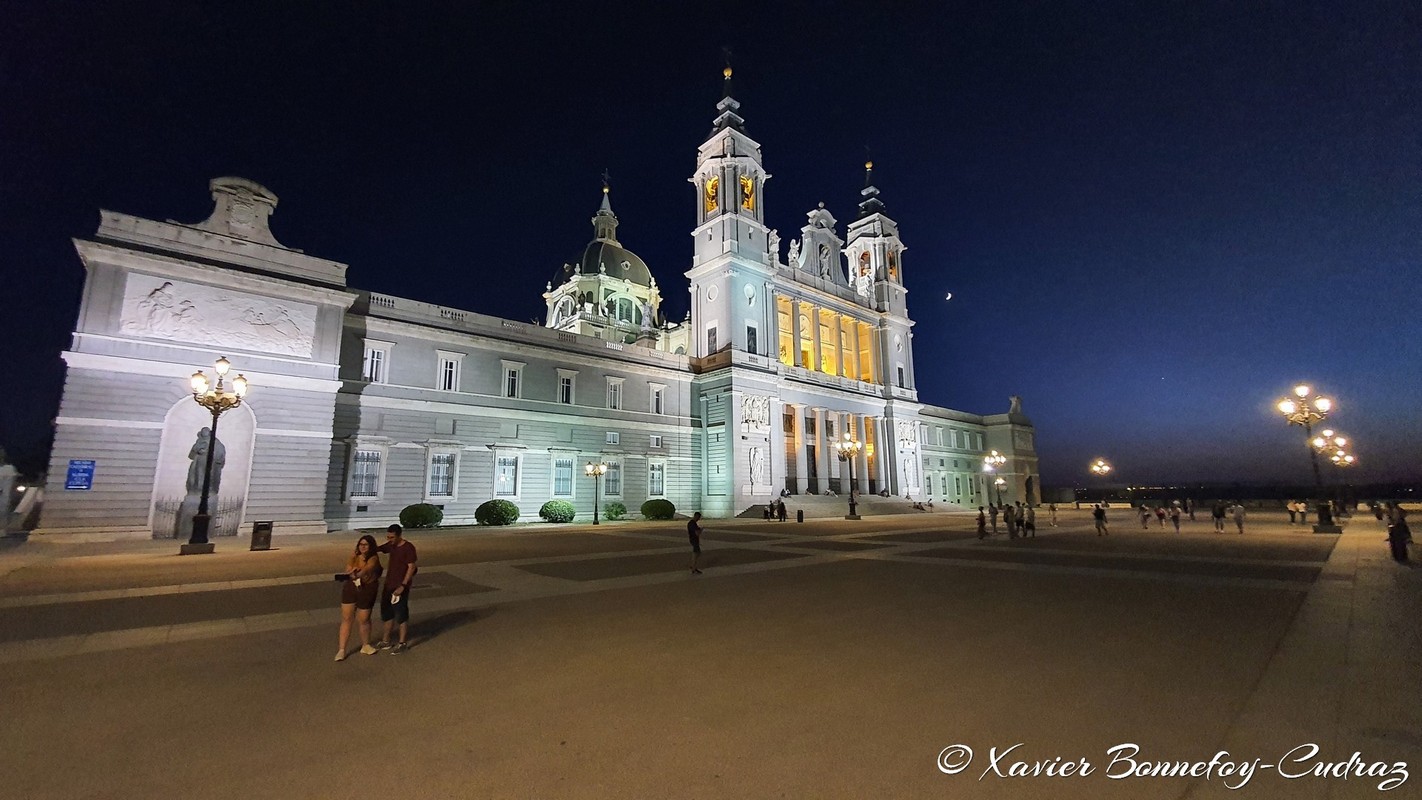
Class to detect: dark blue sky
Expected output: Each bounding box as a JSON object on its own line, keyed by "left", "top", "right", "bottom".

{"left": 1, "top": 2, "right": 1418, "bottom": 485}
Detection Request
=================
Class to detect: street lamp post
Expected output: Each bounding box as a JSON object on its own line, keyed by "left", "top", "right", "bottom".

{"left": 584, "top": 462, "right": 607, "bottom": 525}
{"left": 183, "top": 357, "right": 249, "bottom": 555}
{"left": 1276, "top": 383, "right": 1338, "bottom": 533}
{"left": 983, "top": 450, "right": 1007, "bottom": 506}
{"left": 1089, "top": 458, "right": 1113, "bottom": 505}
{"left": 1313, "top": 430, "right": 1356, "bottom": 518}
{"left": 835, "top": 433, "right": 862, "bottom": 519}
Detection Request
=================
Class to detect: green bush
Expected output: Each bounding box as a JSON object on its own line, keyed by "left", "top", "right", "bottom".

{"left": 539, "top": 500, "right": 576, "bottom": 523}
{"left": 399, "top": 503, "right": 444, "bottom": 529}
{"left": 640, "top": 499, "right": 676, "bottom": 520}
{"left": 604, "top": 501, "right": 627, "bottom": 521}
{"left": 475, "top": 499, "right": 521, "bottom": 526}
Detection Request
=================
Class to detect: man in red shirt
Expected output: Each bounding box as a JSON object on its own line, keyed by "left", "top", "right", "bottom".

{"left": 375, "top": 523, "right": 418, "bottom": 655}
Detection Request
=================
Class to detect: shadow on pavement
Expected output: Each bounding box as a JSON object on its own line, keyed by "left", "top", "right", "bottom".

{"left": 412, "top": 609, "right": 483, "bottom": 643}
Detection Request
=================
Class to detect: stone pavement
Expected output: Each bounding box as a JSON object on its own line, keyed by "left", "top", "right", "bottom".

{"left": 0, "top": 510, "right": 1416, "bottom": 798}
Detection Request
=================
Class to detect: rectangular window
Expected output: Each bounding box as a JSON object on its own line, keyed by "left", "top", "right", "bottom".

{"left": 559, "top": 376, "right": 574, "bottom": 404}
{"left": 495, "top": 455, "right": 519, "bottom": 496}
{"left": 500, "top": 360, "right": 525, "bottom": 399}
{"left": 351, "top": 450, "right": 382, "bottom": 497}
{"left": 605, "top": 461, "right": 622, "bottom": 496}
{"left": 649, "top": 461, "right": 665, "bottom": 496}
{"left": 650, "top": 385, "right": 665, "bottom": 415}
{"left": 650, "top": 434, "right": 663, "bottom": 448}
{"left": 607, "top": 378, "right": 623, "bottom": 410}
{"left": 606, "top": 432, "right": 620, "bottom": 445}
{"left": 553, "top": 457, "right": 574, "bottom": 497}
{"left": 826, "top": 419, "right": 836, "bottom": 439}
{"left": 707, "top": 326, "right": 718, "bottom": 353}
{"left": 897, "top": 365, "right": 905, "bottom": 388}
{"left": 428, "top": 453, "right": 456, "bottom": 497}
{"left": 746, "top": 325, "right": 757, "bottom": 354}
{"left": 362, "top": 341, "right": 392, "bottom": 383}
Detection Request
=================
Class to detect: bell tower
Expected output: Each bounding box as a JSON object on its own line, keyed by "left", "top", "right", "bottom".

{"left": 686, "top": 66, "right": 775, "bottom": 358}
{"left": 845, "top": 161, "right": 915, "bottom": 391}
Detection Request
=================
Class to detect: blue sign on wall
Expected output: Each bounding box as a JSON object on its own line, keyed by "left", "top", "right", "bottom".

{"left": 65, "top": 460, "right": 96, "bottom": 491}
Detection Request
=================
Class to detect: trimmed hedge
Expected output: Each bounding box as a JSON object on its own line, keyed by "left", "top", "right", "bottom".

{"left": 475, "top": 499, "right": 520, "bottom": 526}
{"left": 399, "top": 503, "right": 444, "bottom": 529}
{"left": 604, "top": 501, "right": 627, "bottom": 521}
{"left": 640, "top": 499, "right": 677, "bottom": 520}
{"left": 539, "top": 500, "right": 576, "bottom": 523}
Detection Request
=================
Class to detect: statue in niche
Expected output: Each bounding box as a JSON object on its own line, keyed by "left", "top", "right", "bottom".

{"left": 186, "top": 427, "right": 227, "bottom": 496}
{"left": 786, "top": 239, "right": 800, "bottom": 268}
{"left": 749, "top": 446, "right": 766, "bottom": 486}
{"left": 640, "top": 300, "right": 654, "bottom": 331}
{"left": 818, "top": 244, "right": 832, "bottom": 277}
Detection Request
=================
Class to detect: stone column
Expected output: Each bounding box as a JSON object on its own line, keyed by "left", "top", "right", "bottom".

{"left": 855, "top": 414, "right": 870, "bottom": 494}
{"left": 790, "top": 300, "right": 803, "bottom": 368}
{"left": 792, "top": 404, "right": 808, "bottom": 494}
{"left": 768, "top": 397, "right": 785, "bottom": 500}
{"left": 809, "top": 306, "right": 822, "bottom": 374}
{"left": 813, "top": 408, "right": 830, "bottom": 493}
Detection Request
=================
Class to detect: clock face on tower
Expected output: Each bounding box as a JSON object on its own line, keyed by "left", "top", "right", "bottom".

{"left": 704, "top": 177, "right": 719, "bottom": 214}
{"left": 739, "top": 175, "right": 755, "bottom": 211}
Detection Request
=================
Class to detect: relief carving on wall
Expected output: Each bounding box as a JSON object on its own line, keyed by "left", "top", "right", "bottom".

{"left": 740, "top": 394, "right": 771, "bottom": 433}
{"left": 1014, "top": 430, "right": 1033, "bottom": 451}
{"left": 895, "top": 420, "right": 916, "bottom": 445}
{"left": 120, "top": 274, "right": 317, "bottom": 358}
{"left": 748, "top": 445, "right": 767, "bottom": 487}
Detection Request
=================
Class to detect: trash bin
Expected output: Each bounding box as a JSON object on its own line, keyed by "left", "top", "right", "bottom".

{"left": 796, "top": 509, "right": 804, "bottom": 523}
{"left": 250, "top": 520, "right": 274, "bottom": 551}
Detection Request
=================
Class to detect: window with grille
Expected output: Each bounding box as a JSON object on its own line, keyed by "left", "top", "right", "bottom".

{"left": 351, "top": 450, "right": 382, "bottom": 497}
{"left": 495, "top": 455, "right": 519, "bottom": 496}
{"left": 607, "top": 379, "right": 623, "bottom": 410}
{"left": 428, "top": 453, "right": 456, "bottom": 497}
{"left": 605, "top": 461, "right": 622, "bottom": 496}
{"left": 553, "top": 457, "right": 573, "bottom": 497}
{"left": 649, "top": 461, "right": 665, "bottom": 496}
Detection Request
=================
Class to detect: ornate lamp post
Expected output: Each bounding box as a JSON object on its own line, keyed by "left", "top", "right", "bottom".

{"left": 835, "top": 433, "right": 862, "bottom": 519}
{"left": 183, "top": 357, "right": 249, "bottom": 555}
{"left": 1090, "top": 458, "right": 1112, "bottom": 477}
{"left": 584, "top": 462, "right": 607, "bottom": 525}
{"left": 1277, "top": 383, "right": 1337, "bottom": 532}
{"left": 983, "top": 450, "right": 1007, "bottom": 506}
{"left": 1314, "top": 430, "right": 1356, "bottom": 518}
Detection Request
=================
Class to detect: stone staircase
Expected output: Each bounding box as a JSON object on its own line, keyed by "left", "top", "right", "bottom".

{"left": 736, "top": 494, "right": 972, "bottom": 519}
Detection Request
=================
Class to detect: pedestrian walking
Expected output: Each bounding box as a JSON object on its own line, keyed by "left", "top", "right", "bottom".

{"left": 1211, "top": 502, "right": 1226, "bottom": 533}
{"left": 1186, "top": 498, "right": 1196, "bottom": 521}
{"left": 989, "top": 504, "right": 999, "bottom": 535}
{"left": 375, "top": 524, "right": 418, "bottom": 655}
{"left": 776, "top": 499, "right": 787, "bottom": 522}
{"left": 1048, "top": 503, "right": 1058, "bottom": 527}
{"left": 1138, "top": 505, "right": 1150, "bottom": 530}
{"left": 1169, "top": 506, "right": 1181, "bottom": 533}
{"left": 1232, "top": 502, "right": 1246, "bottom": 534}
{"left": 1155, "top": 506, "right": 1167, "bottom": 528}
{"left": 1004, "top": 504, "right": 1017, "bottom": 539}
{"left": 1093, "top": 504, "right": 1108, "bottom": 536}
{"left": 688, "top": 511, "right": 704, "bottom": 573}
{"left": 1287, "top": 501, "right": 1298, "bottom": 525}
{"left": 1386, "top": 503, "right": 1411, "bottom": 563}
{"left": 976, "top": 507, "right": 988, "bottom": 540}
{"left": 335, "top": 534, "right": 382, "bottom": 661}
{"left": 1024, "top": 505, "right": 1036, "bottom": 537}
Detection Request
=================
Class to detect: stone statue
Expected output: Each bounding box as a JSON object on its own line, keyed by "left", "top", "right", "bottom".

{"left": 1009, "top": 395, "right": 1023, "bottom": 415}
{"left": 786, "top": 239, "right": 800, "bottom": 268}
{"left": 767, "top": 228, "right": 780, "bottom": 262}
{"left": 749, "top": 446, "right": 766, "bottom": 486}
{"left": 186, "top": 427, "right": 227, "bottom": 496}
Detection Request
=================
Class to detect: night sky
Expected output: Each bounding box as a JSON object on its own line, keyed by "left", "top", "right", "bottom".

{"left": 2, "top": 2, "right": 1418, "bottom": 486}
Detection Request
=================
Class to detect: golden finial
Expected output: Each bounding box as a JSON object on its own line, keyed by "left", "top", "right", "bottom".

{"left": 865, "top": 160, "right": 874, "bottom": 170}
{"left": 723, "top": 66, "right": 733, "bottom": 79}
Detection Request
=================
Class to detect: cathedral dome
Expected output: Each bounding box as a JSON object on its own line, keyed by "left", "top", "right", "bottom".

{"left": 551, "top": 185, "right": 654, "bottom": 289}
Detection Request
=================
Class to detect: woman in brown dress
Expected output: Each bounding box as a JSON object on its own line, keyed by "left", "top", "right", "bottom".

{"left": 335, "top": 534, "right": 383, "bottom": 661}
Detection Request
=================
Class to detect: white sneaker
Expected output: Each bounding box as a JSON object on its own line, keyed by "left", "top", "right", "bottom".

{"left": 334, "top": 650, "right": 346, "bottom": 662}
{"left": 360, "top": 644, "right": 378, "bottom": 656}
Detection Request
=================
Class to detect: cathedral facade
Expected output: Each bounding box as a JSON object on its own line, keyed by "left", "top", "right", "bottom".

{"left": 36, "top": 73, "right": 1040, "bottom": 539}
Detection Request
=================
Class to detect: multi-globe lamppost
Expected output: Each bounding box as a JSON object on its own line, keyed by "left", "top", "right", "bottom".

{"left": 183, "top": 357, "right": 249, "bottom": 555}
{"left": 1313, "top": 429, "right": 1356, "bottom": 517}
{"left": 584, "top": 461, "right": 607, "bottom": 525}
{"left": 835, "top": 433, "right": 862, "bottom": 519}
{"left": 983, "top": 449, "right": 1007, "bottom": 505}
{"left": 1276, "top": 383, "right": 1338, "bottom": 532}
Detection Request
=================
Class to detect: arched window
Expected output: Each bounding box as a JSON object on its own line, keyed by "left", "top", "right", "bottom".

{"left": 613, "top": 297, "right": 636, "bottom": 324}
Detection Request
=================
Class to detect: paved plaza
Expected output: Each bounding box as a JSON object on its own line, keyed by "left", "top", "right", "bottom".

{"left": 0, "top": 509, "right": 1417, "bottom": 799}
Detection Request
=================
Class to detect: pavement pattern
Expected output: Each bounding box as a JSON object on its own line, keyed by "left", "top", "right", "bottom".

{"left": 0, "top": 509, "right": 1416, "bottom": 799}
